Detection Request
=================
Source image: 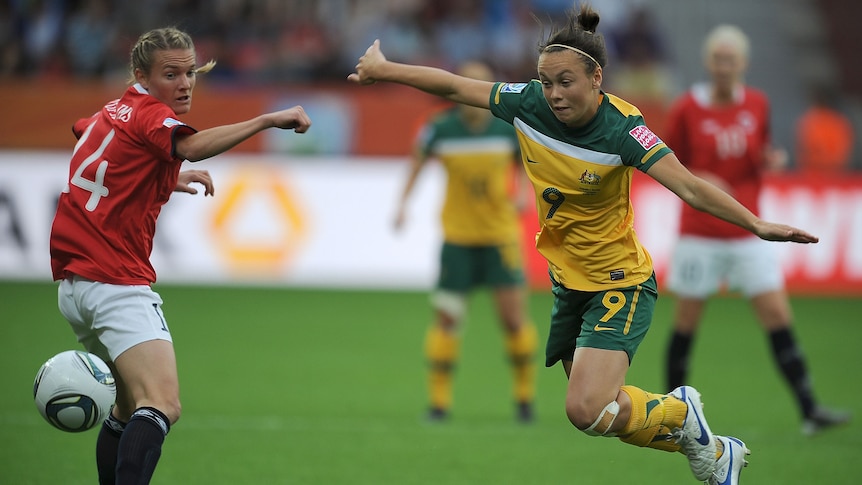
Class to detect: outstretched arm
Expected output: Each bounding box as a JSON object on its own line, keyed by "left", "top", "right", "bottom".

{"left": 648, "top": 153, "right": 818, "bottom": 243}
{"left": 176, "top": 106, "right": 312, "bottom": 162}
{"left": 348, "top": 40, "right": 494, "bottom": 109}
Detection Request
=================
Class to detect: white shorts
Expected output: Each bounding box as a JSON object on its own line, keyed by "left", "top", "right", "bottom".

{"left": 58, "top": 275, "right": 173, "bottom": 363}
{"left": 666, "top": 236, "right": 784, "bottom": 299}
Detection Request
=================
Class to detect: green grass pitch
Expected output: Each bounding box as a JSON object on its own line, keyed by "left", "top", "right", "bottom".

{"left": 2, "top": 280, "right": 859, "bottom": 484}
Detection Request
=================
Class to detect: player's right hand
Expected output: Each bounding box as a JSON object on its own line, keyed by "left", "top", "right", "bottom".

{"left": 270, "top": 106, "right": 312, "bottom": 133}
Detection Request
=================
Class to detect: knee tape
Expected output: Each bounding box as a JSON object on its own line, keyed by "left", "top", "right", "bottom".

{"left": 584, "top": 400, "right": 620, "bottom": 437}
{"left": 431, "top": 290, "right": 467, "bottom": 323}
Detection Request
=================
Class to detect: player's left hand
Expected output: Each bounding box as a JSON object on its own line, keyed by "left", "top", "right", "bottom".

{"left": 753, "top": 220, "right": 818, "bottom": 243}
{"left": 347, "top": 39, "right": 387, "bottom": 85}
{"left": 175, "top": 169, "right": 214, "bottom": 196}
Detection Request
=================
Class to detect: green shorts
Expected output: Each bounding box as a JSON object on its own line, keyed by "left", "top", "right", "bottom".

{"left": 437, "top": 241, "right": 524, "bottom": 292}
{"left": 545, "top": 273, "right": 657, "bottom": 367}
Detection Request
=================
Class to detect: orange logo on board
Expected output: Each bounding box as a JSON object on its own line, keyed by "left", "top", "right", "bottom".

{"left": 210, "top": 165, "right": 306, "bottom": 274}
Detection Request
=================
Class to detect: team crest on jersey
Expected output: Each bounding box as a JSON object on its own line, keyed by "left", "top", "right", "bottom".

{"left": 628, "top": 125, "right": 661, "bottom": 150}
{"left": 500, "top": 83, "right": 528, "bottom": 93}
{"left": 162, "top": 117, "right": 185, "bottom": 128}
{"left": 579, "top": 169, "right": 602, "bottom": 185}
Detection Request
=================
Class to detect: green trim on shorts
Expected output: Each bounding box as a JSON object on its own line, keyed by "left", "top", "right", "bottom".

{"left": 436, "top": 241, "right": 524, "bottom": 292}
{"left": 544, "top": 273, "right": 657, "bottom": 367}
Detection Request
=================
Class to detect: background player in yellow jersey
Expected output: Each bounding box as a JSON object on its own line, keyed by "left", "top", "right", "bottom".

{"left": 394, "top": 61, "right": 538, "bottom": 423}
{"left": 350, "top": 3, "right": 819, "bottom": 484}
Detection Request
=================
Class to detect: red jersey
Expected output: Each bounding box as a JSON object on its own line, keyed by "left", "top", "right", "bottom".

{"left": 664, "top": 84, "right": 771, "bottom": 239}
{"left": 50, "top": 84, "right": 196, "bottom": 285}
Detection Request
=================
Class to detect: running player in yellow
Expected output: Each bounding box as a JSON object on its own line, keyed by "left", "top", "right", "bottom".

{"left": 394, "top": 61, "right": 538, "bottom": 422}
{"left": 349, "top": 3, "right": 819, "bottom": 484}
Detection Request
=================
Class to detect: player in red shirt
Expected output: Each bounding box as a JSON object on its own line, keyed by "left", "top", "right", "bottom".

{"left": 49, "top": 27, "right": 311, "bottom": 484}
{"left": 662, "top": 24, "right": 850, "bottom": 437}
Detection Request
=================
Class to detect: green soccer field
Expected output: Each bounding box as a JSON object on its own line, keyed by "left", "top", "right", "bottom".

{"left": 2, "top": 281, "right": 859, "bottom": 484}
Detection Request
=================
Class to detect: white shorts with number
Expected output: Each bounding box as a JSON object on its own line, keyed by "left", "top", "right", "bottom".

{"left": 58, "top": 275, "right": 173, "bottom": 363}
{"left": 666, "top": 235, "right": 784, "bottom": 299}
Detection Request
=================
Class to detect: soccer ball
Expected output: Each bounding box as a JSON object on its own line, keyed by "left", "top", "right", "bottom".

{"left": 33, "top": 350, "right": 116, "bottom": 432}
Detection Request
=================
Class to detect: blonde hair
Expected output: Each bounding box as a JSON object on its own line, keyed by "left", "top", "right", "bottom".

{"left": 127, "top": 27, "right": 216, "bottom": 84}
{"left": 702, "top": 24, "right": 750, "bottom": 62}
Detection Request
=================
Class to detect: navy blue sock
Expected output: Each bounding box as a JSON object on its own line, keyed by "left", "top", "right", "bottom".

{"left": 115, "top": 407, "right": 171, "bottom": 485}
{"left": 666, "top": 331, "right": 693, "bottom": 391}
{"left": 769, "top": 327, "right": 817, "bottom": 418}
{"left": 96, "top": 413, "right": 126, "bottom": 485}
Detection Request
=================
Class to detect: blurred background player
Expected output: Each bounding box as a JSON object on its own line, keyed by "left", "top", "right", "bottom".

{"left": 49, "top": 27, "right": 311, "bottom": 484}
{"left": 393, "top": 61, "right": 538, "bottom": 422}
{"left": 662, "top": 24, "right": 851, "bottom": 436}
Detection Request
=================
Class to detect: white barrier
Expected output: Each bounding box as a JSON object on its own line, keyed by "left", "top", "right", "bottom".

{"left": 0, "top": 151, "right": 444, "bottom": 289}
{"left": 2, "top": 151, "right": 861, "bottom": 294}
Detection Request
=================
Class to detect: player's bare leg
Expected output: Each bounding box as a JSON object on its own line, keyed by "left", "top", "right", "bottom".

{"left": 565, "top": 347, "right": 718, "bottom": 481}
{"left": 110, "top": 340, "right": 179, "bottom": 484}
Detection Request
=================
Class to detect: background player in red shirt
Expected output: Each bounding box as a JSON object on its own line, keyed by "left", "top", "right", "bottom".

{"left": 662, "top": 24, "right": 850, "bottom": 436}
{"left": 49, "top": 27, "right": 311, "bottom": 484}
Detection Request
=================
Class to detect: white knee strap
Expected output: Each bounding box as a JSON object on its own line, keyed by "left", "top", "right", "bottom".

{"left": 584, "top": 400, "right": 620, "bottom": 437}
{"left": 431, "top": 290, "right": 467, "bottom": 324}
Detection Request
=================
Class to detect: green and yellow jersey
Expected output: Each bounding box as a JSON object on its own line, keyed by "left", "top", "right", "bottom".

{"left": 489, "top": 81, "right": 672, "bottom": 291}
{"left": 418, "top": 107, "right": 521, "bottom": 245}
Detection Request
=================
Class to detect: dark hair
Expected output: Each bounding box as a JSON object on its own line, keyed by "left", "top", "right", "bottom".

{"left": 540, "top": 3, "right": 607, "bottom": 73}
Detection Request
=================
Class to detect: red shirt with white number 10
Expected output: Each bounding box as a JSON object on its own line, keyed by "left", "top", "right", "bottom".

{"left": 663, "top": 83, "right": 771, "bottom": 239}
{"left": 50, "top": 83, "right": 197, "bottom": 285}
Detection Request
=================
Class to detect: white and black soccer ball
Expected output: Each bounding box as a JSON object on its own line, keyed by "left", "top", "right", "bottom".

{"left": 33, "top": 350, "right": 116, "bottom": 432}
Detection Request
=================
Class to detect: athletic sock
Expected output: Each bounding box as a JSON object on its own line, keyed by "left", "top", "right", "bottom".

{"left": 115, "top": 407, "right": 171, "bottom": 484}
{"left": 425, "top": 325, "right": 459, "bottom": 411}
{"left": 618, "top": 385, "right": 686, "bottom": 452}
{"left": 666, "top": 331, "right": 693, "bottom": 391}
{"left": 505, "top": 322, "right": 538, "bottom": 405}
{"left": 96, "top": 413, "right": 126, "bottom": 485}
{"left": 769, "top": 327, "right": 817, "bottom": 418}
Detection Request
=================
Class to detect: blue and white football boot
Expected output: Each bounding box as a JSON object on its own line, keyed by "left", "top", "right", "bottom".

{"left": 709, "top": 436, "right": 750, "bottom": 485}
{"left": 670, "top": 386, "right": 717, "bottom": 481}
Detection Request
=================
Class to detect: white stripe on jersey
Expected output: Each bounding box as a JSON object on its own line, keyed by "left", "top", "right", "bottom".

{"left": 434, "top": 136, "right": 515, "bottom": 155}
{"left": 513, "top": 118, "right": 623, "bottom": 167}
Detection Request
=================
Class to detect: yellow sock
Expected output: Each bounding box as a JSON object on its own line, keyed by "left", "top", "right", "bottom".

{"left": 618, "top": 385, "right": 687, "bottom": 452}
{"left": 505, "top": 322, "right": 538, "bottom": 403}
{"left": 425, "top": 325, "right": 459, "bottom": 410}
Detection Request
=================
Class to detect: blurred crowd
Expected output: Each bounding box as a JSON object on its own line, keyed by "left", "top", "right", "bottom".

{"left": 0, "top": 0, "right": 671, "bottom": 90}
{"left": 2, "top": 0, "right": 855, "bottom": 169}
